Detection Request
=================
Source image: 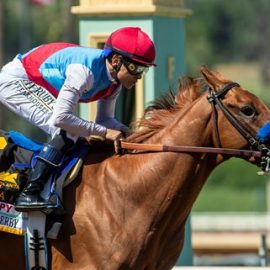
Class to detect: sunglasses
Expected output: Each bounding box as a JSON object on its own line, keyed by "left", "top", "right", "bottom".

{"left": 121, "top": 57, "right": 149, "bottom": 76}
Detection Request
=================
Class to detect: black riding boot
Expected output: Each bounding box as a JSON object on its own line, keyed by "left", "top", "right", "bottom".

{"left": 15, "top": 132, "right": 74, "bottom": 212}
{"left": 14, "top": 159, "right": 56, "bottom": 211}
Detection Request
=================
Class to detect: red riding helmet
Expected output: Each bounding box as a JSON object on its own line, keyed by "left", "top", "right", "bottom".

{"left": 104, "top": 27, "right": 156, "bottom": 66}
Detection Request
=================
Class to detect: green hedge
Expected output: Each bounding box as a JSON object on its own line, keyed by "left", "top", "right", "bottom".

{"left": 193, "top": 185, "right": 266, "bottom": 212}
{"left": 206, "top": 158, "right": 268, "bottom": 189}
{"left": 192, "top": 158, "right": 268, "bottom": 212}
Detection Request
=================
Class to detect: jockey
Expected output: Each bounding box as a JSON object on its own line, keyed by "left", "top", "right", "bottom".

{"left": 0, "top": 27, "right": 156, "bottom": 212}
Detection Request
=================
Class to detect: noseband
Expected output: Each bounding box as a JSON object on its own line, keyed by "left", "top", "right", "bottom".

{"left": 119, "top": 83, "right": 270, "bottom": 173}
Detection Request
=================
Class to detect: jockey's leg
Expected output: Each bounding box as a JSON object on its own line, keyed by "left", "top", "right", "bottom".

{"left": 15, "top": 131, "right": 74, "bottom": 212}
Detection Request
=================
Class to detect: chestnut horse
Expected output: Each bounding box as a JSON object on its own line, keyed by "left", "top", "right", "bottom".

{"left": 1, "top": 66, "right": 270, "bottom": 270}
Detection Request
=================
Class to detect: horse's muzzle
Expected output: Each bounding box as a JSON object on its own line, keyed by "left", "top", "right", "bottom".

{"left": 256, "top": 145, "right": 270, "bottom": 174}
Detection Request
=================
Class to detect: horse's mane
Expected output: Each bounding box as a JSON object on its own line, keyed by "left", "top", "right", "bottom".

{"left": 127, "top": 76, "right": 206, "bottom": 143}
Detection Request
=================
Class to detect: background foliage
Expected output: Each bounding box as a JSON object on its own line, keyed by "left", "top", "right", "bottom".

{"left": 186, "top": 0, "right": 270, "bottom": 88}
{"left": 185, "top": 0, "right": 270, "bottom": 212}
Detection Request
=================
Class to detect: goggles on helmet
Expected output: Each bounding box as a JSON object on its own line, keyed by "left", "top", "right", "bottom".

{"left": 121, "top": 57, "right": 149, "bottom": 76}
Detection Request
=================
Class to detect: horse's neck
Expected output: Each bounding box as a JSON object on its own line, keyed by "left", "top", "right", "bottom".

{"left": 150, "top": 93, "right": 213, "bottom": 147}
{"left": 78, "top": 94, "right": 218, "bottom": 251}
{"left": 131, "top": 94, "right": 220, "bottom": 241}
{"left": 121, "top": 95, "right": 216, "bottom": 219}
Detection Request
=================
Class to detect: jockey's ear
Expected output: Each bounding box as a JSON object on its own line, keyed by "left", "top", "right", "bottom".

{"left": 200, "top": 65, "right": 230, "bottom": 91}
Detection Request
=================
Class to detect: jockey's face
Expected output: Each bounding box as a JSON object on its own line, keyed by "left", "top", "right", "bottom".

{"left": 117, "top": 63, "right": 142, "bottom": 89}
{"left": 110, "top": 54, "right": 143, "bottom": 89}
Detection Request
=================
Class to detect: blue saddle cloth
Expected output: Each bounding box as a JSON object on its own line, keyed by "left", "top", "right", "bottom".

{"left": 7, "top": 130, "right": 89, "bottom": 209}
{"left": 9, "top": 130, "right": 43, "bottom": 152}
{"left": 8, "top": 130, "right": 89, "bottom": 171}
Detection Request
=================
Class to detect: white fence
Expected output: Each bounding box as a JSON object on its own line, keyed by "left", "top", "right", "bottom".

{"left": 190, "top": 212, "right": 270, "bottom": 254}
{"left": 191, "top": 212, "right": 270, "bottom": 232}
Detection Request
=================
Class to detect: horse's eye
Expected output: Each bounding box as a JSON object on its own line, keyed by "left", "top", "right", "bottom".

{"left": 240, "top": 105, "right": 256, "bottom": 117}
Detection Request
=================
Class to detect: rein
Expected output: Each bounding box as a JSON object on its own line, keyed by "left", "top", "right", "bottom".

{"left": 120, "top": 83, "right": 267, "bottom": 160}
{"left": 120, "top": 141, "right": 262, "bottom": 157}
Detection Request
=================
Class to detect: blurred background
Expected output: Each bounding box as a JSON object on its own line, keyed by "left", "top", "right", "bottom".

{"left": 185, "top": 0, "right": 270, "bottom": 266}
{"left": 0, "top": 0, "right": 78, "bottom": 141}
{"left": 0, "top": 0, "right": 269, "bottom": 266}
{"left": 184, "top": 0, "right": 270, "bottom": 211}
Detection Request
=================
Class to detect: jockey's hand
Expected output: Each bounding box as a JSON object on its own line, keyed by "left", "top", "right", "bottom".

{"left": 105, "top": 128, "right": 123, "bottom": 141}
{"left": 105, "top": 128, "right": 124, "bottom": 154}
{"left": 85, "top": 129, "right": 124, "bottom": 153}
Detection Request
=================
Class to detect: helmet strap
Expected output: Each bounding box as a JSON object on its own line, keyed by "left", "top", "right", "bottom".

{"left": 109, "top": 54, "right": 123, "bottom": 82}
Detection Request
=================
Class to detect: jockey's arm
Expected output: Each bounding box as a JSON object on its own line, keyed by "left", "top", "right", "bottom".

{"left": 95, "top": 88, "right": 131, "bottom": 137}
{"left": 50, "top": 64, "right": 107, "bottom": 139}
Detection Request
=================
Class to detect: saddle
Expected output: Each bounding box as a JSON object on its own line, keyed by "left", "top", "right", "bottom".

{"left": 0, "top": 130, "right": 89, "bottom": 207}
{"left": 0, "top": 130, "right": 90, "bottom": 235}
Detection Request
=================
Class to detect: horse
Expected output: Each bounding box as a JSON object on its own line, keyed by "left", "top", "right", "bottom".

{"left": 0, "top": 66, "right": 270, "bottom": 270}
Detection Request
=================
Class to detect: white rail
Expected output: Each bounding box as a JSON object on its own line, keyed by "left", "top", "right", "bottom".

{"left": 191, "top": 213, "right": 270, "bottom": 232}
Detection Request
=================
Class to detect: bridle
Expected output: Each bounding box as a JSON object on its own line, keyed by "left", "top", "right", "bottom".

{"left": 207, "top": 82, "right": 260, "bottom": 148}
{"left": 119, "top": 83, "right": 270, "bottom": 172}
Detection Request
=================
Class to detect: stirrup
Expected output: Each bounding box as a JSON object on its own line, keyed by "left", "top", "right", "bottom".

{"left": 15, "top": 200, "right": 54, "bottom": 212}
{"left": 37, "top": 143, "right": 64, "bottom": 167}
{"left": 15, "top": 194, "right": 63, "bottom": 214}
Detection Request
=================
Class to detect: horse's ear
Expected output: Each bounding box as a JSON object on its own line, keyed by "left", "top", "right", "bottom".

{"left": 200, "top": 66, "right": 230, "bottom": 90}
